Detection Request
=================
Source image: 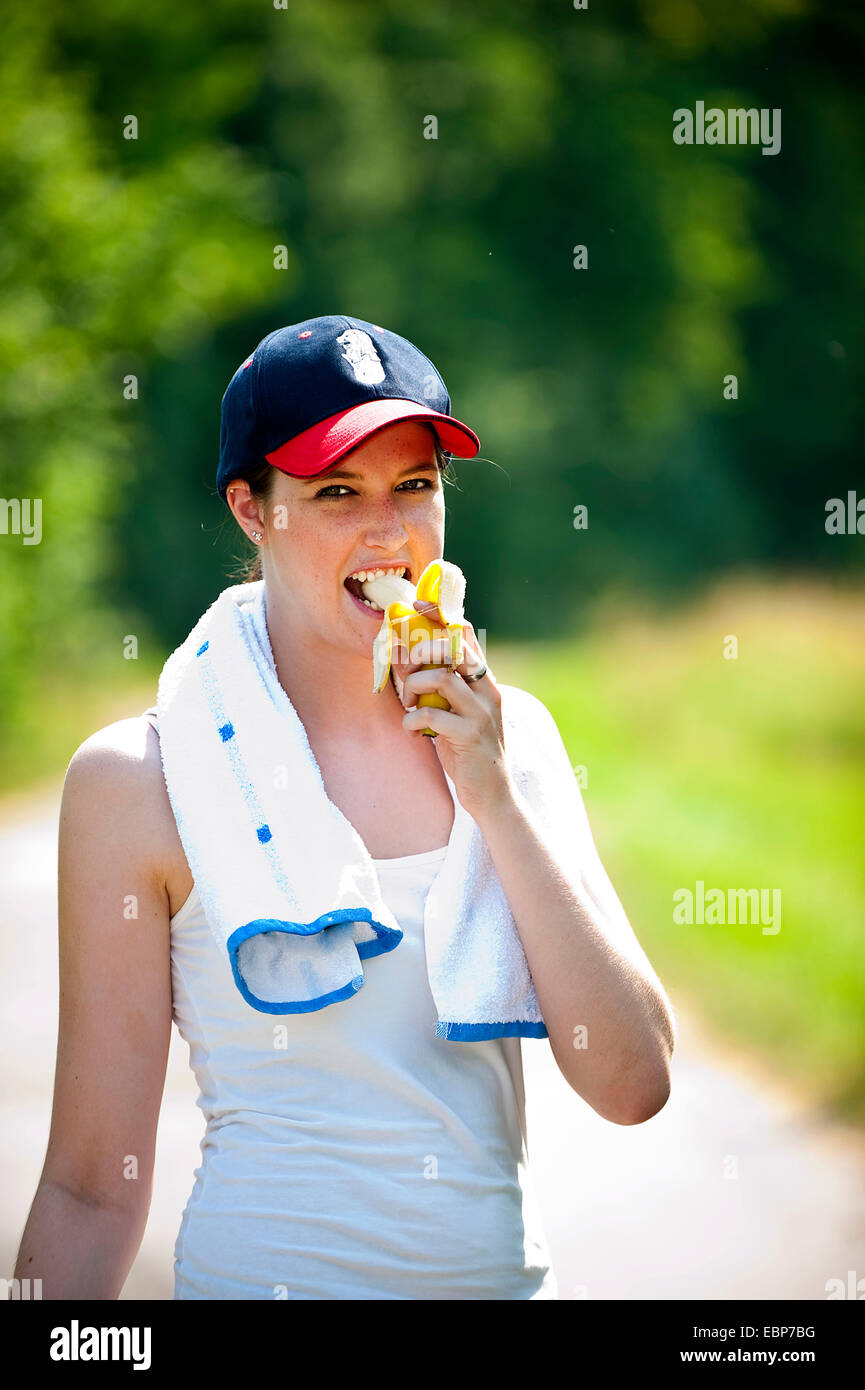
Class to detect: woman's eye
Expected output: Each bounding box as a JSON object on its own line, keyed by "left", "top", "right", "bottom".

{"left": 315, "top": 479, "right": 433, "bottom": 499}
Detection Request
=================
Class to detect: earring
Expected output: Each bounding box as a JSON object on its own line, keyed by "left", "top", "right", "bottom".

{"left": 251, "top": 530, "right": 263, "bottom": 542}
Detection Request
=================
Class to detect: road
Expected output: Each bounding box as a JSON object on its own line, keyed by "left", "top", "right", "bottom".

{"left": 1, "top": 783, "right": 863, "bottom": 1300}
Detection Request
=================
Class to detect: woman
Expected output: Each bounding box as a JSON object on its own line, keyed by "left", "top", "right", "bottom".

{"left": 14, "top": 316, "right": 676, "bottom": 1300}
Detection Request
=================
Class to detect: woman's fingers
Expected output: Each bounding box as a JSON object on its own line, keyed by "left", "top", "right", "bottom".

{"left": 388, "top": 601, "right": 490, "bottom": 707}
{"left": 402, "top": 663, "right": 478, "bottom": 716}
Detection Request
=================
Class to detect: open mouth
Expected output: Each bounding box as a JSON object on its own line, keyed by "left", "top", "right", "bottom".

{"left": 344, "top": 567, "right": 411, "bottom": 610}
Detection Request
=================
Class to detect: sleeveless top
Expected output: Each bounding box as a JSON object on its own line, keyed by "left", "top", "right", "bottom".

{"left": 142, "top": 706, "right": 558, "bottom": 1300}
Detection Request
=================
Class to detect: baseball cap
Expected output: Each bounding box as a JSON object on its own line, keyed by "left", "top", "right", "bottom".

{"left": 217, "top": 314, "right": 481, "bottom": 501}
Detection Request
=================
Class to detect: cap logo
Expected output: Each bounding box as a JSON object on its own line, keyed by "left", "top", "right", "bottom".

{"left": 336, "top": 328, "right": 386, "bottom": 386}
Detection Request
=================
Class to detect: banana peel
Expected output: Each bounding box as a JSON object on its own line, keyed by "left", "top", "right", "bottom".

{"left": 362, "top": 560, "right": 466, "bottom": 736}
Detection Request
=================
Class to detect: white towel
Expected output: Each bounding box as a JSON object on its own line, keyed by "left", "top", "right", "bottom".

{"left": 155, "top": 580, "right": 590, "bottom": 1041}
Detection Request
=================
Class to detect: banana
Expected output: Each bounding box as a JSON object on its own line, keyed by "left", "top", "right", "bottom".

{"left": 362, "top": 560, "right": 466, "bottom": 736}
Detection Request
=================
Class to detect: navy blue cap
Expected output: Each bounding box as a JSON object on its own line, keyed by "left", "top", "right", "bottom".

{"left": 217, "top": 314, "right": 480, "bottom": 501}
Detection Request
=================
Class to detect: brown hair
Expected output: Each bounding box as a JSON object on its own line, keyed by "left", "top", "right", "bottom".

{"left": 227, "top": 427, "right": 459, "bottom": 584}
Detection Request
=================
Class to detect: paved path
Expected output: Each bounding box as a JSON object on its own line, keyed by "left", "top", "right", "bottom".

{"left": 2, "top": 786, "right": 863, "bottom": 1300}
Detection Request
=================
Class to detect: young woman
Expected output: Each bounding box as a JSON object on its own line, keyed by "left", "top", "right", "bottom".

{"left": 14, "top": 316, "right": 676, "bottom": 1300}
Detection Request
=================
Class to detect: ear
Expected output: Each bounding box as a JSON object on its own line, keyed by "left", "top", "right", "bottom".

{"left": 227, "top": 482, "right": 264, "bottom": 534}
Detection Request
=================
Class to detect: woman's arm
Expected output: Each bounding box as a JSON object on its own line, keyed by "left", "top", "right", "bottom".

{"left": 401, "top": 658, "right": 676, "bottom": 1126}
{"left": 475, "top": 787, "right": 676, "bottom": 1125}
{"left": 12, "top": 723, "right": 174, "bottom": 1299}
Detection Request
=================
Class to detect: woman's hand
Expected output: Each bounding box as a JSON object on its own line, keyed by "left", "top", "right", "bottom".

{"left": 390, "top": 599, "right": 516, "bottom": 821}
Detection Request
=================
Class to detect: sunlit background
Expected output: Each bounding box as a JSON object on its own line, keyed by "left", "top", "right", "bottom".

{"left": 1, "top": 0, "right": 863, "bottom": 1300}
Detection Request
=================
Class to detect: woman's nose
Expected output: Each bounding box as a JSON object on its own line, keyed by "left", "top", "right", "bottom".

{"left": 363, "top": 500, "right": 409, "bottom": 547}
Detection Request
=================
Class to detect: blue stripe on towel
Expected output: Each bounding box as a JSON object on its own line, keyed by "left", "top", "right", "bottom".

{"left": 226, "top": 911, "right": 403, "bottom": 1014}
{"left": 196, "top": 639, "right": 299, "bottom": 905}
{"left": 434, "top": 1019, "right": 549, "bottom": 1041}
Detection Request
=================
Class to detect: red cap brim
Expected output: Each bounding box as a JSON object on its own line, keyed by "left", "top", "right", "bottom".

{"left": 264, "top": 399, "right": 480, "bottom": 478}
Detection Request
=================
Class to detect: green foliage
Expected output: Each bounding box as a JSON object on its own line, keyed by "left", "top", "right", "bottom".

{"left": 0, "top": 1, "right": 862, "bottom": 733}
{"left": 0, "top": 5, "right": 281, "bottom": 729}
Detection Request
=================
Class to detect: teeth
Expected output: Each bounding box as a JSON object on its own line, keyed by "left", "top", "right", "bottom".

{"left": 348, "top": 566, "right": 407, "bottom": 582}
{"left": 346, "top": 566, "right": 408, "bottom": 611}
{"left": 360, "top": 571, "right": 417, "bottom": 610}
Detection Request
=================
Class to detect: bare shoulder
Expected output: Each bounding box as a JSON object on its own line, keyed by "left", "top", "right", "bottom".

{"left": 66, "top": 714, "right": 166, "bottom": 817}
{"left": 64, "top": 715, "right": 192, "bottom": 917}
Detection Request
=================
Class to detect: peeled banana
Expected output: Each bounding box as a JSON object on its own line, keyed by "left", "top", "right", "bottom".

{"left": 362, "top": 559, "right": 466, "bottom": 736}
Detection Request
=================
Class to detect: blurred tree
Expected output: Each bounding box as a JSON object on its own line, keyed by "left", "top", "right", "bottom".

{"left": 0, "top": 0, "right": 862, "bottom": 746}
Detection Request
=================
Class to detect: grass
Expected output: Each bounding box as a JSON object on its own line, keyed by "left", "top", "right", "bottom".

{"left": 490, "top": 573, "right": 865, "bottom": 1125}
{"left": 0, "top": 651, "right": 163, "bottom": 801}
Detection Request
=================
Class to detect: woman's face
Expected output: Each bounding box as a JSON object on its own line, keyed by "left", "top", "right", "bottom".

{"left": 245, "top": 420, "right": 446, "bottom": 655}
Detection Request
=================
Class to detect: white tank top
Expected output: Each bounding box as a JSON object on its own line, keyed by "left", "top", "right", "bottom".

{"left": 145, "top": 710, "right": 558, "bottom": 1299}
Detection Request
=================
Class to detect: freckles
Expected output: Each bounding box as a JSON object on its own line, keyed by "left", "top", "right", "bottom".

{"left": 274, "top": 506, "right": 326, "bottom": 548}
